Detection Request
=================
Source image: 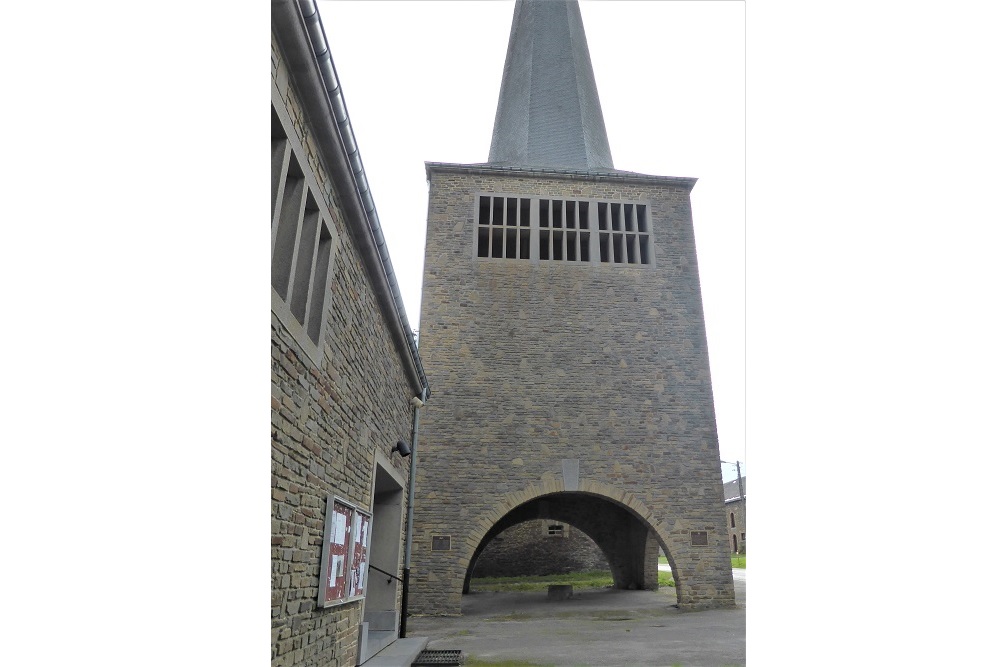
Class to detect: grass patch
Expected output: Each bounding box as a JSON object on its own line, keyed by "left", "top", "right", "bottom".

{"left": 470, "top": 570, "right": 615, "bottom": 592}
{"left": 485, "top": 612, "right": 533, "bottom": 622}
{"left": 587, "top": 610, "right": 636, "bottom": 621}
{"left": 660, "top": 555, "right": 746, "bottom": 570}
{"left": 465, "top": 658, "right": 555, "bottom": 667}
{"left": 471, "top": 569, "right": 676, "bottom": 592}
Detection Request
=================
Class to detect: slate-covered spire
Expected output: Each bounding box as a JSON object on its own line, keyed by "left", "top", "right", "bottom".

{"left": 488, "top": 0, "right": 614, "bottom": 171}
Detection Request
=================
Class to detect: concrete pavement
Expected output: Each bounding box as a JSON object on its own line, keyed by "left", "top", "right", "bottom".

{"left": 406, "top": 569, "right": 745, "bottom": 666}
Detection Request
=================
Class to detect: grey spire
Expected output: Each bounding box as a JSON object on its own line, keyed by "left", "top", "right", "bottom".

{"left": 487, "top": 0, "right": 614, "bottom": 171}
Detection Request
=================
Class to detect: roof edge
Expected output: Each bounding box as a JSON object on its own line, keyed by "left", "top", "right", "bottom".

{"left": 425, "top": 161, "right": 697, "bottom": 190}
{"left": 273, "top": 0, "right": 430, "bottom": 397}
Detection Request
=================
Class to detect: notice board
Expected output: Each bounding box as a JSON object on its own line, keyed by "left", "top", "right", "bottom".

{"left": 318, "top": 495, "right": 372, "bottom": 607}
{"left": 349, "top": 511, "right": 370, "bottom": 598}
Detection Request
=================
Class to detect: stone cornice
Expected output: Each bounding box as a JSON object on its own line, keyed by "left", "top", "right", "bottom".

{"left": 424, "top": 161, "right": 697, "bottom": 191}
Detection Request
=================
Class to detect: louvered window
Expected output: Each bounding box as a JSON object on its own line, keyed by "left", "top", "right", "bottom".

{"left": 476, "top": 194, "right": 652, "bottom": 266}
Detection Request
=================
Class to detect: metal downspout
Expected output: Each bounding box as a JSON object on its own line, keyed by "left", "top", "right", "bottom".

{"left": 400, "top": 387, "right": 426, "bottom": 638}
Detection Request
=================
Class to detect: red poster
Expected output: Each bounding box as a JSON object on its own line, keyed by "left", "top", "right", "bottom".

{"left": 324, "top": 501, "right": 352, "bottom": 604}
{"left": 349, "top": 511, "right": 371, "bottom": 598}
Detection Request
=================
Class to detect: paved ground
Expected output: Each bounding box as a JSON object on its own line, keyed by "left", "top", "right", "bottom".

{"left": 407, "top": 570, "right": 745, "bottom": 666}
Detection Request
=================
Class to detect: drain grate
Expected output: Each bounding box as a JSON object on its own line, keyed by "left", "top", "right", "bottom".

{"left": 412, "top": 649, "right": 464, "bottom": 666}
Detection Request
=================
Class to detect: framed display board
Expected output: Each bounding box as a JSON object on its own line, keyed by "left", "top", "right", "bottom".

{"left": 318, "top": 495, "right": 372, "bottom": 608}
{"left": 349, "top": 511, "right": 370, "bottom": 598}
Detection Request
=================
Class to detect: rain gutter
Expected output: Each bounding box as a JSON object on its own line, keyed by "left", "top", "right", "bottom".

{"left": 276, "top": 0, "right": 430, "bottom": 397}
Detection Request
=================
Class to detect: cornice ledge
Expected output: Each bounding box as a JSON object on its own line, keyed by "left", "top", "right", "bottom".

{"left": 424, "top": 161, "right": 697, "bottom": 190}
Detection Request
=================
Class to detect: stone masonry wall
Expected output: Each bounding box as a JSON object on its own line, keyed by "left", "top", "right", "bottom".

{"left": 271, "top": 31, "right": 416, "bottom": 667}
{"left": 411, "top": 167, "right": 736, "bottom": 614}
{"left": 471, "top": 519, "right": 609, "bottom": 579}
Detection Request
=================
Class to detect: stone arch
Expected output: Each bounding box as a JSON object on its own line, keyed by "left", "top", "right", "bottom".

{"left": 458, "top": 478, "right": 683, "bottom": 598}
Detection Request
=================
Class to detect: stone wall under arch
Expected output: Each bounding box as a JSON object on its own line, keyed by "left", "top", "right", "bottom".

{"left": 471, "top": 519, "right": 609, "bottom": 578}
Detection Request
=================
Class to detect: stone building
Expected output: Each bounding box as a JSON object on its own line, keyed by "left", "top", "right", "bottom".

{"left": 271, "top": 2, "right": 429, "bottom": 665}
{"left": 723, "top": 476, "right": 747, "bottom": 554}
{"left": 410, "top": 0, "right": 736, "bottom": 615}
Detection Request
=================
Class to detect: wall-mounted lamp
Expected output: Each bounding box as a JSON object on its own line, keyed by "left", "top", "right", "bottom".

{"left": 392, "top": 439, "right": 411, "bottom": 457}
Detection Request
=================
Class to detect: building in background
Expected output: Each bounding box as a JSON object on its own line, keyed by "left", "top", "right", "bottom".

{"left": 271, "top": 2, "right": 429, "bottom": 665}
{"left": 723, "top": 476, "right": 746, "bottom": 554}
{"left": 410, "top": 0, "right": 735, "bottom": 615}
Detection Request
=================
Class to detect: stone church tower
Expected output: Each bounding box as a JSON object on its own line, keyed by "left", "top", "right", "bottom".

{"left": 410, "top": 0, "right": 735, "bottom": 614}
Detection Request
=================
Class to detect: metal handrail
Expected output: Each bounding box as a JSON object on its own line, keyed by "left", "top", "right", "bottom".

{"left": 368, "top": 563, "right": 403, "bottom": 584}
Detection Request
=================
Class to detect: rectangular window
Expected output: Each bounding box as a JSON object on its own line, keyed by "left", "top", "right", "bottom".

{"left": 271, "top": 100, "right": 337, "bottom": 352}
{"left": 476, "top": 195, "right": 531, "bottom": 260}
{"left": 271, "top": 157, "right": 305, "bottom": 298}
{"left": 597, "top": 200, "right": 650, "bottom": 265}
{"left": 477, "top": 194, "right": 650, "bottom": 266}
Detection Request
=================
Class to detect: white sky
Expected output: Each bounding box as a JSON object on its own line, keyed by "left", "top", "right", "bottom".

{"left": 317, "top": 0, "right": 747, "bottom": 480}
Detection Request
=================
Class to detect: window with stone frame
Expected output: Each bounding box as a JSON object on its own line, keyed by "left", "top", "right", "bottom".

{"left": 476, "top": 195, "right": 531, "bottom": 259}
{"left": 476, "top": 194, "right": 651, "bottom": 265}
{"left": 271, "top": 102, "right": 336, "bottom": 353}
{"left": 538, "top": 197, "right": 591, "bottom": 262}
{"left": 596, "top": 200, "right": 650, "bottom": 265}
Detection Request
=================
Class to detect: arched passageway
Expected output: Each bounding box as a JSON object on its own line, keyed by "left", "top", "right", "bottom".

{"left": 470, "top": 518, "right": 609, "bottom": 579}
{"left": 461, "top": 492, "right": 668, "bottom": 596}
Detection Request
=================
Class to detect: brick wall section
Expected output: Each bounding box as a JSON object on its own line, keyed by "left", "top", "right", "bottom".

{"left": 272, "top": 32, "right": 416, "bottom": 667}
{"left": 472, "top": 519, "right": 609, "bottom": 578}
{"left": 411, "top": 166, "right": 735, "bottom": 614}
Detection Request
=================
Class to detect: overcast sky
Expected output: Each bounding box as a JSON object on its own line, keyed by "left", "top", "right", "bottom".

{"left": 317, "top": 0, "right": 746, "bottom": 480}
